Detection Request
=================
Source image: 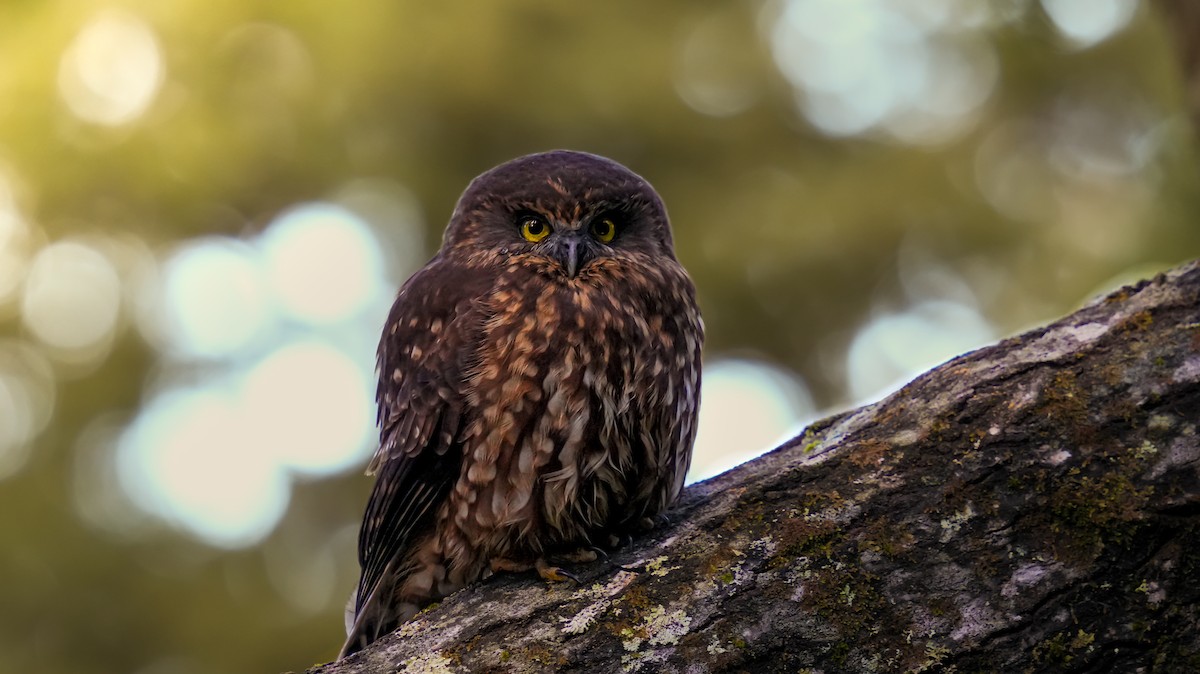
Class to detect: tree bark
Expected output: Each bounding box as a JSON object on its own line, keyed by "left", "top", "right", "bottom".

{"left": 304, "top": 259, "right": 1200, "bottom": 674}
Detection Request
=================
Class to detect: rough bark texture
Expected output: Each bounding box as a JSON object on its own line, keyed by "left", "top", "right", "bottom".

{"left": 304, "top": 259, "right": 1200, "bottom": 674}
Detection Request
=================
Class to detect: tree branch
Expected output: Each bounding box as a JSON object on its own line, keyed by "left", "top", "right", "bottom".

{"left": 305, "top": 259, "right": 1200, "bottom": 673}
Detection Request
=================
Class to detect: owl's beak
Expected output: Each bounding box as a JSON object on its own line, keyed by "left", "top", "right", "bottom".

{"left": 553, "top": 230, "right": 594, "bottom": 279}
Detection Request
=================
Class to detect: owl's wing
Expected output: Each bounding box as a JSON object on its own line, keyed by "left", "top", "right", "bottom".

{"left": 351, "top": 257, "right": 490, "bottom": 621}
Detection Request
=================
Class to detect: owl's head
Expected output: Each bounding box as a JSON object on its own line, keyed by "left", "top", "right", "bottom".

{"left": 442, "top": 150, "right": 677, "bottom": 278}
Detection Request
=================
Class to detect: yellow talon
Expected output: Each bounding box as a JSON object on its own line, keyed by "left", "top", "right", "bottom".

{"left": 536, "top": 558, "right": 579, "bottom": 583}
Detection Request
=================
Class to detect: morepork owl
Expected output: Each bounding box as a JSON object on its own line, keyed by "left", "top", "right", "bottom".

{"left": 341, "top": 150, "right": 703, "bottom": 658}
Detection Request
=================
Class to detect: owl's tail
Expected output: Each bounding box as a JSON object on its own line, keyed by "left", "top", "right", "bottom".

{"left": 338, "top": 593, "right": 373, "bottom": 659}
{"left": 339, "top": 551, "right": 430, "bottom": 659}
{"left": 338, "top": 569, "right": 402, "bottom": 659}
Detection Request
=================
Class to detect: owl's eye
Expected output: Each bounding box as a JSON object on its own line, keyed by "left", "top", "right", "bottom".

{"left": 519, "top": 216, "right": 551, "bottom": 243}
{"left": 591, "top": 217, "right": 617, "bottom": 243}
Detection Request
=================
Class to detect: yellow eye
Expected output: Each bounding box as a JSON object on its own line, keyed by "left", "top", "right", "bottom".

{"left": 520, "top": 217, "right": 550, "bottom": 243}
{"left": 591, "top": 217, "right": 616, "bottom": 243}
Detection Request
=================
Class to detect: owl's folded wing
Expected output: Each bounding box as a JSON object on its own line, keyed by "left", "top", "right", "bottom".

{"left": 350, "top": 257, "right": 491, "bottom": 625}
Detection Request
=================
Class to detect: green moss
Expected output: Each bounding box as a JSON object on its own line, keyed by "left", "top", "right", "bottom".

{"left": 791, "top": 426, "right": 822, "bottom": 455}
{"left": 1104, "top": 290, "right": 1129, "bottom": 303}
{"left": 859, "top": 517, "right": 915, "bottom": 559}
{"left": 620, "top": 585, "right": 653, "bottom": 614}
{"left": 828, "top": 640, "right": 851, "bottom": 667}
{"left": 1039, "top": 371, "right": 1091, "bottom": 440}
{"left": 799, "top": 561, "right": 887, "bottom": 641}
{"left": 777, "top": 517, "right": 841, "bottom": 560}
{"left": 1044, "top": 463, "right": 1152, "bottom": 562}
{"left": 1121, "top": 309, "right": 1154, "bottom": 332}
{"left": 796, "top": 490, "right": 845, "bottom": 514}
{"left": 928, "top": 418, "right": 952, "bottom": 440}
{"left": 1033, "top": 629, "right": 1095, "bottom": 666}
{"left": 848, "top": 439, "right": 889, "bottom": 468}
{"left": 703, "top": 546, "right": 738, "bottom": 583}
{"left": 521, "top": 643, "right": 565, "bottom": 667}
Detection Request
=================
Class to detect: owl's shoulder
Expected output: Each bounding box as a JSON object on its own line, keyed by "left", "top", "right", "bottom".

{"left": 370, "top": 257, "right": 496, "bottom": 471}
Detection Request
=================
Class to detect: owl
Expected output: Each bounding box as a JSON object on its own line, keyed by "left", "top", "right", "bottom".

{"left": 340, "top": 150, "right": 703, "bottom": 658}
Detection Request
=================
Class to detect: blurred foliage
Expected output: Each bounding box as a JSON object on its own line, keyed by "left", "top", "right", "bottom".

{"left": 1, "top": 1, "right": 1199, "bottom": 673}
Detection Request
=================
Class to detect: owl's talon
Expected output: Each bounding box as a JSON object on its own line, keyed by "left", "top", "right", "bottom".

{"left": 536, "top": 558, "right": 579, "bottom": 584}
{"left": 489, "top": 557, "right": 580, "bottom": 584}
{"left": 552, "top": 547, "right": 601, "bottom": 564}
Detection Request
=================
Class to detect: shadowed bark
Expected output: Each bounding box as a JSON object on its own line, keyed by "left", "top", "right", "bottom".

{"left": 303, "top": 260, "right": 1200, "bottom": 673}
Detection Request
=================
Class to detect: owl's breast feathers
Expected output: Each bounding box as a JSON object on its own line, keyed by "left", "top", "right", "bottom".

{"left": 451, "top": 252, "right": 702, "bottom": 555}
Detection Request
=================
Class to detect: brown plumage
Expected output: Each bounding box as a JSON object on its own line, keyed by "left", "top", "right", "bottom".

{"left": 340, "top": 150, "right": 703, "bottom": 658}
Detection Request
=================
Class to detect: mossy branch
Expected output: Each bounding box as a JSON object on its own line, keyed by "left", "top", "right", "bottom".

{"left": 304, "top": 259, "right": 1200, "bottom": 674}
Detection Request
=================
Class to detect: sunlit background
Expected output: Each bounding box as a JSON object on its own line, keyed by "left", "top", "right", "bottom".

{"left": 2, "top": 1, "right": 1198, "bottom": 672}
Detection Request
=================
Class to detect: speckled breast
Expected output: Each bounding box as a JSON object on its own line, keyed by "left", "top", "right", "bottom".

{"left": 451, "top": 259, "right": 700, "bottom": 560}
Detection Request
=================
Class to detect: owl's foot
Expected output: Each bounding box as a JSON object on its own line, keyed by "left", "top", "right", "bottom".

{"left": 606, "top": 533, "right": 633, "bottom": 549}
{"left": 551, "top": 547, "right": 602, "bottom": 564}
{"left": 640, "top": 513, "right": 670, "bottom": 530}
{"left": 599, "top": 515, "right": 668, "bottom": 551}
{"left": 488, "top": 556, "right": 580, "bottom": 584}
{"left": 536, "top": 557, "right": 580, "bottom": 583}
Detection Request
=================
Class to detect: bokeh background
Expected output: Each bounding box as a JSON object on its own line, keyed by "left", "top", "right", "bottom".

{"left": 2, "top": 1, "right": 1199, "bottom": 672}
